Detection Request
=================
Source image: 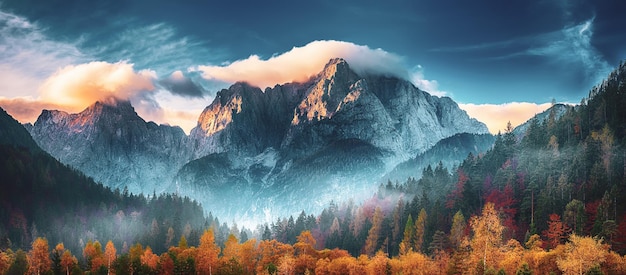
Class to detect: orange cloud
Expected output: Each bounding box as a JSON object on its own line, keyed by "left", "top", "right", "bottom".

{"left": 39, "top": 61, "right": 156, "bottom": 109}
{"left": 194, "top": 40, "right": 407, "bottom": 89}
{"left": 458, "top": 102, "right": 552, "bottom": 134}
{"left": 0, "top": 96, "right": 65, "bottom": 123}
{"left": 1, "top": 61, "right": 162, "bottom": 125}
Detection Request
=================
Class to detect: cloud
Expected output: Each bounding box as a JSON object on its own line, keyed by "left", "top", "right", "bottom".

{"left": 193, "top": 40, "right": 408, "bottom": 89}
{"left": 0, "top": 61, "right": 158, "bottom": 124}
{"left": 0, "top": 10, "right": 84, "bottom": 98}
{"left": 0, "top": 97, "right": 66, "bottom": 123}
{"left": 85, "top": 22, "right": 216, "bottom": 75}
{"left": 409, "top": 65, "right": 448, "bottom": 97}
{"left": 38, "top": 61, "right": 157, "bottom": 109}
{"left": 525, "top": 18, "right": 611, "bottom": 84}
{"left": 158, "top": 71, "right": 207, "bottom": 98}
{"left": 458, "top": 102, "right": 552, "bottom": 134}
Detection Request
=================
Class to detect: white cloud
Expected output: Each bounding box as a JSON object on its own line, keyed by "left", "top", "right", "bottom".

{"left": 526, "top": 17, "right": 611, "bottom": 84}
{"left": 0, "top": 10, "right": 84, "bottom": 98}
{"left": 193, "top": 40, "right": 408, "bottom": 89}
{"left": 459, "top": 102, "right": 552, "bottom": 134}
{"left": 409, "top": 65, "right": 448, "bottom": 97}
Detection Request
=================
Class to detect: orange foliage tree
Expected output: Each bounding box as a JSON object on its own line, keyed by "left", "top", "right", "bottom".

{"left": 104, "top": 240, "right": 116, "bottom": 274}
{"left": 196, "top": 228, "right": 220, "bottom": 274}
{"left": 29, "top": 237, "right": 52, "bottom": 275}
{"left": 140, "top": 246, "right": 159, "bottom": 271}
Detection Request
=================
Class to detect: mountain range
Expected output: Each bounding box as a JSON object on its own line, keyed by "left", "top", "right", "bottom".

{"left": 26, "top": 58, "right": 490, "bottom": 224}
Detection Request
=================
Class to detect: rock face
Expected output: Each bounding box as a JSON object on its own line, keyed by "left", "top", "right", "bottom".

{"left": 28, "top": 58, "right": 490, "bottom": 225}
{"left": 28, "top": 98, "right": 190, "bottom": 193}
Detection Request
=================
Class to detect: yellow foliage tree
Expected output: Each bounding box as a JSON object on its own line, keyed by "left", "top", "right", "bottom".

{"left": 469, "top": 202, "right": 504, "bottom": 272}
{"left": 556, "top": 234, "right": 607, "bottom": 275}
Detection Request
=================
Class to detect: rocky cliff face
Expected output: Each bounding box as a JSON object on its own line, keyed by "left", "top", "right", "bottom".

{"left": 28, "top": 58, "right": 490, "bottom": 225}
{"left": 28, "top": 98, "right": 190, "bottom": 193}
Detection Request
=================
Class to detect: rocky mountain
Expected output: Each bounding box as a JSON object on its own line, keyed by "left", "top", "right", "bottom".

{"left": 28, "top": 98, "right": 190, "bottom": 193}
{"left": 28, "top": 58, "right": 490, "bottom": 224}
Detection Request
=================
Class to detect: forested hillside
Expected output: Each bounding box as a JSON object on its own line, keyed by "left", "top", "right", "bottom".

{"left": 0, "top": 109, "right": 209, "bottom": 259}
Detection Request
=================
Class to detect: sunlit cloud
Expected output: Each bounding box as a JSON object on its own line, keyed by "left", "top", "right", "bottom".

{"left": 0, "top": 97, "right": 65, "bottom": 123}
{"left": 39, "top": 61, "right": 156, "bottom": 108}
{"left": 193, "top": 40, "right": 408, "bottom": 89}
{"left": 459, "top": 102, "right": 552, "bottom": 134}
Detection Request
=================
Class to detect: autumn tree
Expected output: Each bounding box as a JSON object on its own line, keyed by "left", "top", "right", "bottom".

{"left": 257, "top": 239, "right": 293, "bottom": 274}
{"left": 556, "top": 234, "right": 607, "bottom": 275}
{"left": 104, "top": 240, "right": 116, "bottom": 274}
{"left": 60, "top": 250, "right": 78, "bottom": 275}
{"left": 222, "top": 234, "right": 241, "bottom": 261}
{"left": 29, "top": 237, "right": 51, "bottom": 275}
{"left": 294, "top": 231, "right": 318, "bottom": 274}
{"left": 0, "top": 250, "right": 11, "bottom": 275}
{"left": 470, "top": 203, "right": 504, "bottom": 272}
{"left": 450, "top": 210, "right": 466, "bottom": 249}
{"left": 367, "top": 250, "right": 390, "bottom": 275}
{"left": 364, "top": 207, "right": 383, "bottom": 256}
{"left": 239, "top": 239, "right": 259, "bottom": 274}
{"left": 197, "top": 228, "right": 220, "bottom": 274}
{"left": 84, "top": 240, "right": 105, "bottom": 272}
{"left": 140, "top": 246, "right": 159, "bottom": 271}
{"left": 414, "top": 208, "right": 427, "bottom": 253}
{"left": 542, "top": 213, "right": 570, "bottom": 250}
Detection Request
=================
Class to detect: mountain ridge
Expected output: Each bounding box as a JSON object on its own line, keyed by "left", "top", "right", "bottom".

{"left": 27, "top": 58, "right": 490, "bottom": 224}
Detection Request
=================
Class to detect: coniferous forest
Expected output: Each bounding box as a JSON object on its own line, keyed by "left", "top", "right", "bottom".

{"left": 2, "top": 62, "right": 626, "bottom": 274}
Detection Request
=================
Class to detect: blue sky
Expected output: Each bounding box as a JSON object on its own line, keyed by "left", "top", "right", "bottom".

{"left": 0, "top": 0, "right": 624, "bottom": 133}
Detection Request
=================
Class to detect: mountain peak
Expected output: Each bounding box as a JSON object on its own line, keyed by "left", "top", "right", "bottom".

{"left": 319, "top": 58, "right": 352, "bottom": 79}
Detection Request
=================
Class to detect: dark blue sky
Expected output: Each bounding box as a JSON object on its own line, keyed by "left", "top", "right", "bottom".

{"left": 1, "top": 0, "right": 625, "bottom": 132}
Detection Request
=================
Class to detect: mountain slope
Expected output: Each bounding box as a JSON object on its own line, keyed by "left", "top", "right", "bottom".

{"left": 28, "top": 98, "right": 190, "bottom": 193}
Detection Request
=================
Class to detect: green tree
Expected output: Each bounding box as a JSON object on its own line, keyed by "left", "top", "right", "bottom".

{"left": 6, "top": 249, "right": 28, "bottom": 275}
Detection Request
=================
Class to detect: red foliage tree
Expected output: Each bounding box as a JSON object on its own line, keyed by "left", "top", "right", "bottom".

{"left": 542, "top": 213, "right": 570, "bottom": 250}
{"left": 446, "top": 170, "right": 468, "bottom": 209}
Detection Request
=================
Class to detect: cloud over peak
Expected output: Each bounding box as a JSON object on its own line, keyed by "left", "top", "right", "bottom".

{"left": 193, "top": 40, "right": 408, "bottom": 89}
{"left": 39, "top": 61, "right": 156, "bottom": 108}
